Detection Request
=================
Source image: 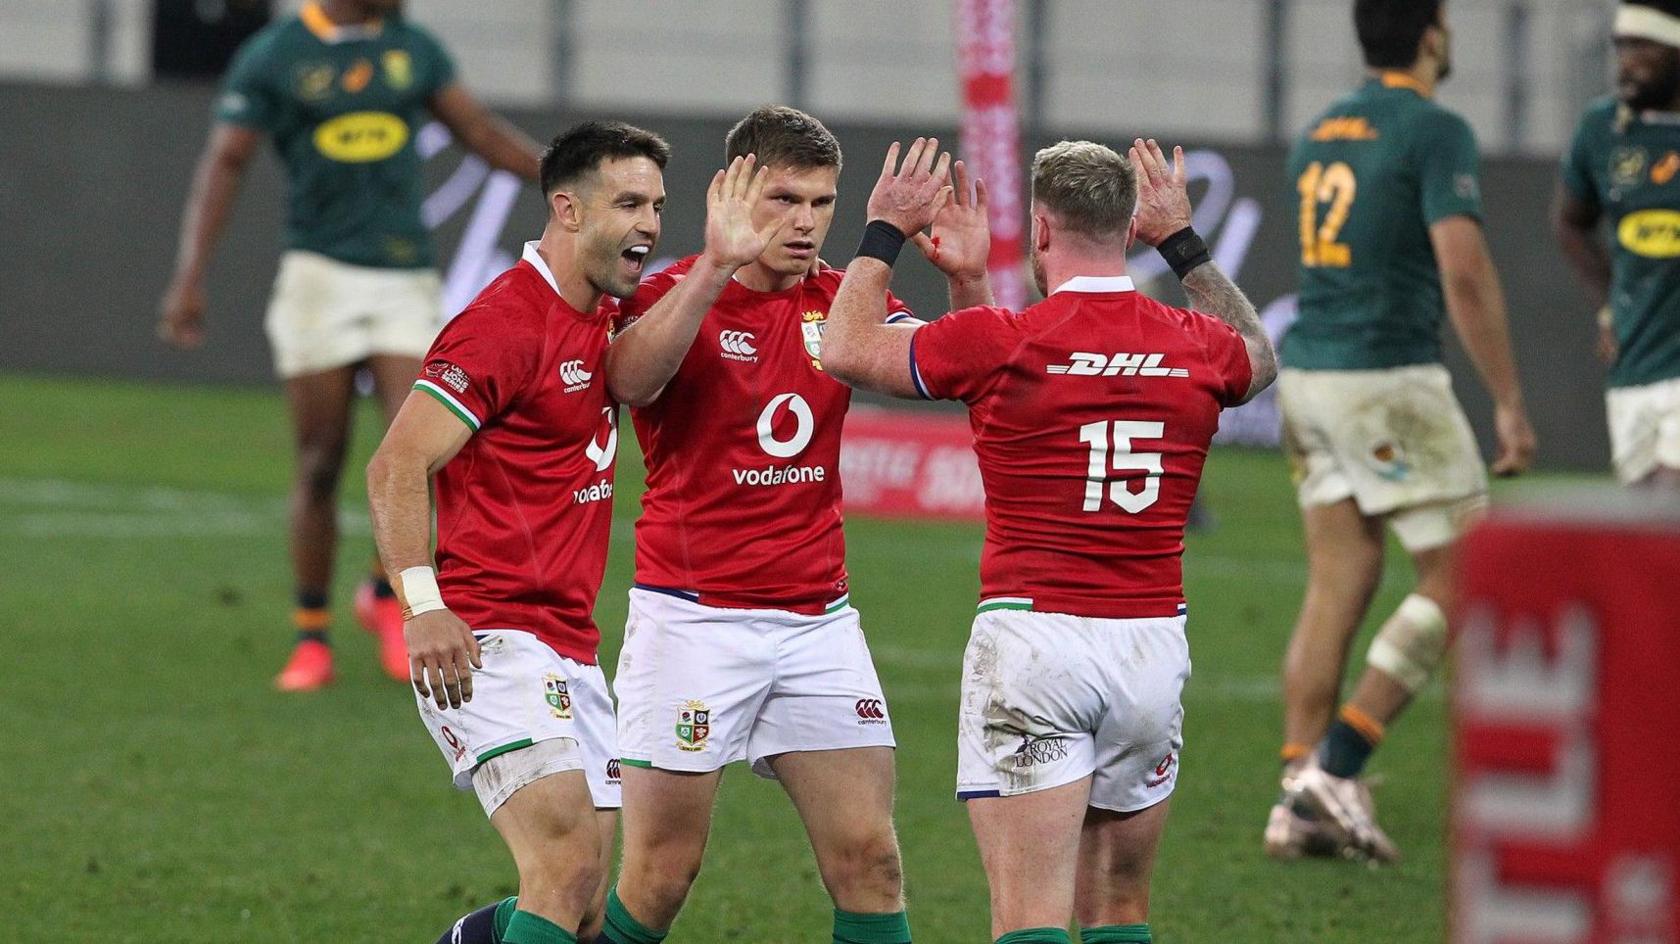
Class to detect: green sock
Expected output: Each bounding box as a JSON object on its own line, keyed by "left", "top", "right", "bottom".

{"left": 494, "top": 897, "right": 518, "bottom": 941}
{"left": 1081, "top": 924, "right": 1152, "bottom": 943}
{"left": 833, "top": 907, "right": 912, "bottom": 944}
{"left": 502, "top": 909, "right": 576, "bottom": 944}
{"left": 995, "top": 929, "right": 1072, "bottom": 944}
{"left": 601, "top": 887, "right": 667, "bottom": 944}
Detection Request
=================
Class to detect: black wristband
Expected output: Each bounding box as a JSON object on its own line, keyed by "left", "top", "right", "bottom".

{"left": 1157, "top": 226, "right": 1212, "bottom": 280}
{"left": 856, "top": 219, "right": 908, "bottom": 266}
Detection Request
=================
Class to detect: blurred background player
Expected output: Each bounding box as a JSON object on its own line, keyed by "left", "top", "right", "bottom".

{"left": 366, "top": 121, "right": 670, "bottom": 944}
{"left": 1556, "top": 0, "right": 1680, "bottom": 492}
{"left": 157, "top": 0, "right": 543, "bottom": 691}
{"left": 1265, "top": 0, "right": 1536, "bottom": 863}
{"left": 596, "top": 107, "right": 980, "bottom": 944}
{"left": 824, "top": 136, "right": 1275, "bottom": 944}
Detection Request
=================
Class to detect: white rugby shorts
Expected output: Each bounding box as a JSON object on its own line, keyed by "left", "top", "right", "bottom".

{"left": 1279, "top": 364, "right": 1488, "bottom": 551}
{"left": 415, "top": 629, "right": 621, "bottom": 813}
{"left": 616, "top": 587, "right": 896, "bottom": 777}
{"left": 956, "top": 605, "right": 1190, "bottom": 812}
{"left": 264, "top": 250, "right": 441, "bottom": 377}
{"left": 1606, "top": 375, "right": 1680, "bottom": 484}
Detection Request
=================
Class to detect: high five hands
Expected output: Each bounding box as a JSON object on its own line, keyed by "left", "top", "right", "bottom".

{"left": 702, "top": 154, "right": 785, "bottom": 270}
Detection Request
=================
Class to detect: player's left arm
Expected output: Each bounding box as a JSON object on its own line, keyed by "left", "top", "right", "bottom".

{"left": 428, "top": 84, "right": 542, "bottom": 183}
{"left": 1130, "top": 139, "right": 1277, "bottom": 403}
{"left": 824, "top": 138, "right": 951, "bottom": 397}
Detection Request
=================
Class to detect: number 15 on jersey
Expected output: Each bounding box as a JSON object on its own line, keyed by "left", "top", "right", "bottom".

{"left": 1080, "top": 420, "right": 1164, "bottom": 513}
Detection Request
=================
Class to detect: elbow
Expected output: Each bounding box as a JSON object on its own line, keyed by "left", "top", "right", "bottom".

{"left": 820, "top": 339, "right": 861, "bottom": 387}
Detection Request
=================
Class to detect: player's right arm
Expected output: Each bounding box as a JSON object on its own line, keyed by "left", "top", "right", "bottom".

{"left": 604, "top": 155, "right": 778, "bottom": 406}
{"left": 1431, "top": 217, "right": 1536, "bottom": 475}
{"left": 366, "top": 392, "right": 480, "bottom": 710}
{"left": 158, "top": 123, "right": 262, "bottom": 349}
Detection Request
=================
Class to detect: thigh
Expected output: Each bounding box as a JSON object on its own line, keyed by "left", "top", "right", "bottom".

{"left": 1074, "top": 798, "right": 1173, "bottom": 926}
{"left": 1301, "top": 496, "right": 1386, "bottom": 592}
{"left": 618, "top": 763, "right": 723, "bottom": 868}
{"left": 770, "top": 746, "right": 897, "bottom": 857}
{"left": 487, "top": 765, "right": 602, "bottom": 880}
{"left": 365, "top": 353, "right": 425, "bottom": 424}
{"left": 968, "top": 778, "right": 1091, "bottom": 935}
{"left": 615, "top": 590, "right": 774, "bottom": 772}
{"left": 747, "top": 607, "right": 896, "bottom": 776}
{"left": 956, "top": 611, "right": 1101, "bottom": 801}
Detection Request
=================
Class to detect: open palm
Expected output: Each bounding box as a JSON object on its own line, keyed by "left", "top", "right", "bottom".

{"left": 912, "top": 159, "right": 990, "bottom": 281}
{"left": 704, "top": 154, "right": 782, "bottom": 270}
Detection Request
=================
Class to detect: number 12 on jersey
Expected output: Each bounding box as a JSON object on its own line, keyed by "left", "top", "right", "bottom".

{"left": 1080, "top": 420, "right": 1164, "bottom": 513}
{"left": 1298, "top": 160, "right": 1356, "bottom": 268}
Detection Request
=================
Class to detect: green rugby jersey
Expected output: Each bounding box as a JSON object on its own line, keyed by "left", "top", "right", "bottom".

{"left": 1562, "top": 97, "right": 1680, "bottom": 389}
{"left": 1283, "top": 73, "right": 1483, "bottom": 370}
{"left": 215, "top": 2, "right": 455, "bottom": 269}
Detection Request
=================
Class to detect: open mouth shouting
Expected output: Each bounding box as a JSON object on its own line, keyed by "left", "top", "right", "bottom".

{"left": 621, "top": 243, "right": 652, "bottom": 277}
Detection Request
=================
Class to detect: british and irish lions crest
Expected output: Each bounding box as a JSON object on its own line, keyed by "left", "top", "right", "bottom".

{"left": 676, "top": 700, "right": 711, "bottom": 751}
{"left": 801, "top": 310, "right": 826, "bottom": 370}
{"left": 544, "top": 674, "right": 572, "bottom": 720}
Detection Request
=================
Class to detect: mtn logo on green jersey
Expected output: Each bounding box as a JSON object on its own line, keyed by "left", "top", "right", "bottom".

{"left": 1619, "top": 209, "right": 1680, "bottom": 258}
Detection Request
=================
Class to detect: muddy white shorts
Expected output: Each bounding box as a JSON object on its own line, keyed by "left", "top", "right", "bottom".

{"left": 955, "top": 604, "right": 1191, "bottom": 813}
{"left": 1606, "top": 375, "right": 1680, "bottom": 484}
{"left": 615, "top": 587, "right": 896, "bottom": 777}
{"left": 1279, "top": 364, "right": 1488, "bottom": 551}
{"left": 264, "top": 250, "right": 441, "bottom": 378}
{"left": 415, "top": 629, "right": 621, "bottom": 813}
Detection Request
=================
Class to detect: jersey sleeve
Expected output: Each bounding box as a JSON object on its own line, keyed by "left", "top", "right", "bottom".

{"left": 612, "top": 259, "right": 689, "bottom": 336}
{"left": 407, "top": 22, "right": 458, "bottom": 97}
{"left": 1183, "top": 309, "right": 1255, "bottom": 407}
{"left": 213, "top": 34, "right": 280, "bottom": 131}
{"left": 884, "top": 288, "right": 916, "bottom": 325}
{"left": 1417, "top": 109, "right": 1483, "bottom": 225}
{"left": 909, "top": 306, "right": 1020, "bottom": 403}
{"left": 413, "top": 305, "right": 540, "bottom": 432}
{"left": 1559, "top": 108, "right": 1602, "bottom": 207}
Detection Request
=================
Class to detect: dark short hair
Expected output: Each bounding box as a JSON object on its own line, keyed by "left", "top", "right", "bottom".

{"left": 1354, "top": 0, "right": 1444, "bottom": 69}
{"left": 724, "top": 105, "right": 842, "bottom": 170}
{"left": 1031, "top": 140, "right": 1137, "bottom": 243}
{"left": 539, "top": 120, "right": 670, "bottom": 195}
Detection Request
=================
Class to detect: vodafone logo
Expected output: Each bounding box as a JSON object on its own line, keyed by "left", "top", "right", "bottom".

{"left": 719, "top": 330, "right": 758, "bottom": 362}
{"left": 560, "top": 359, "right": 593, "bottom": 392}
{"left": 855, "top": 698, "right": 887, "bottom": 723}
{"left": 755, "top": 393, "right": 814, "bottom": 459}
{"left": 584, "top": 407, "right": 618, "bottom": 472}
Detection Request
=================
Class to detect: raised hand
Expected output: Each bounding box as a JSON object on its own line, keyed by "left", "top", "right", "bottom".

{"left": 911, "top": 159, "right": 990, "bottom": 281}
{"left": 702, "top": 154, "right": 782, "bottom": 270}
{"left": 867, "top": 137, "right": 952, "bottom": 237}
{"left": 1128, "top": 138, "right": 1193, "bottom": 247}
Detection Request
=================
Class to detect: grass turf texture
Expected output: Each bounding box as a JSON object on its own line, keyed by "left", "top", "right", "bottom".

{"left": 5, "top": 372, "right": 1572, "bottom": 942}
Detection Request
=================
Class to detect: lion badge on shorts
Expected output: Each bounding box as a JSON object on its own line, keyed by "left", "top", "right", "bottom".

{"left": 543, "top": 674, "right": 572, "bottom": 719}
{"left": 676, "top": 700, "right": 711, "bottom": 751}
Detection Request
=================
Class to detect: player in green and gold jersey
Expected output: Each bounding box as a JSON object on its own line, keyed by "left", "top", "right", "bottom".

{"left": 159, "top": 0, "right": 543, "bottom": 692}
{"left": 1265, "top": 0, "right": 1536, "bottom": 864}
{"left": 1556, "top": 0, "right": 1680, "bottom": 490}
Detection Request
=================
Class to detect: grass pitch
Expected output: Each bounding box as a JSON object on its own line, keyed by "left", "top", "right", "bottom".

{"left": 2, "top": 372, "right": 1504, "bottom": 942}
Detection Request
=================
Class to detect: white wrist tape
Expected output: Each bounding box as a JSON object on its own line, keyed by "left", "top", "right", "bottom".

{"left": 398, "top": 566, "right": 447, "bottom": 618}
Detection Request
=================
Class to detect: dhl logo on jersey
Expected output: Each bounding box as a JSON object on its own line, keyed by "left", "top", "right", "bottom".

{"left": 1309, "top": 116, "right": 1380, "bottom": 142}
{"left": 1618, "top": 209, "right": 1680, "bottom": 258}
{"left": 313, "top": 111, "right": 409, "bottom": 163}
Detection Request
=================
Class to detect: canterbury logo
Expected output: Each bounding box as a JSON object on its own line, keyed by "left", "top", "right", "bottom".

{"left": 855, "top": 698, "right": 886, "bottom": 720}
{"left": 559, "top": 359, "right": 593, "bottom": 388}
{"left": 720, "top": 330, "right": 758, "bottom": 359}
{"left": 1045, "top": 352, "right": 1190, "bottom": 378}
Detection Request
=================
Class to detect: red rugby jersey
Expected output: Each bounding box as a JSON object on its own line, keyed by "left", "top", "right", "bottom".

{"left": 413, "top": 242, "right": 619, "bottom": 662}
{"left": 615, "top": 256, "right": 912, "bottom": 614}
{"left": 909, "top": 276, "right": 1252, "bottom": 619}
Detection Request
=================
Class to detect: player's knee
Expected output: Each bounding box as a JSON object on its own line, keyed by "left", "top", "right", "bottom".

{"left": 294, "top": 441, "right": 347, "bottom": 503}
{"left": 624, "top": 849, "right": 702, "bottom": 915}
{"left": 1366, "top": 593, "right": 1449, "bottom": 694}
{"left": 823, "top": 829, "right": 904, "bottom": 900}
{"left": 515, "top": 849, "right": 603, "bottom": 917}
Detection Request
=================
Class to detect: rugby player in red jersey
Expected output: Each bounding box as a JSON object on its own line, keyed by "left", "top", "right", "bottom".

{"left": 594, "top": 107, "right": 988, "bottom": 944}
{"left": 822, "top": 138, "right": 1276, "bottom": 944}
{"left": 366, "top": 121, "right": 668, "bottom": 944}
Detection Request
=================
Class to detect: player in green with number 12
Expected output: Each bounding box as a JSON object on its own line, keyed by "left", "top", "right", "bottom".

{"left": 1265, "top": 0, "right": 1536, "bottom": 865}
